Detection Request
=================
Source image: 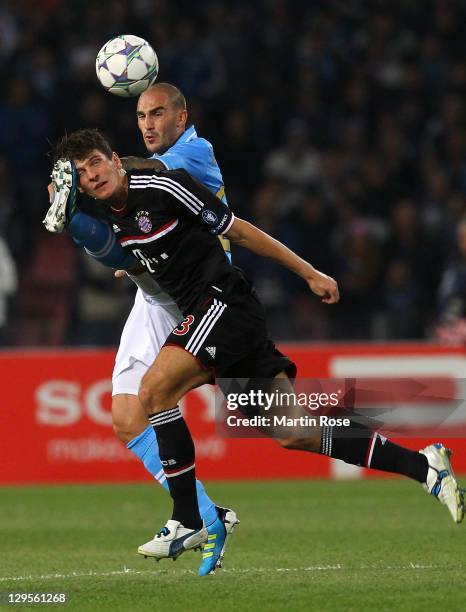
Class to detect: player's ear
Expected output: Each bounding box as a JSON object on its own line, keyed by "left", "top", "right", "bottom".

{"left": 178, "top": 109, "right": 187, "bottom": 128}
{"left": 113, "top": 152, "right": 122, "bottom": 169}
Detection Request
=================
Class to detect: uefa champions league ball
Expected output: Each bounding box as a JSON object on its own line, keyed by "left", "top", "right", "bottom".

{"left": 95, "top": 34, "right": 159, "bottom": 97}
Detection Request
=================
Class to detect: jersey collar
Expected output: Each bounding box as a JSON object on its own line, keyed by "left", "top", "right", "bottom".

{"left": 168, "top": 125, "right": 197, "bottom": 150}
{"left": 149, "top": 125, "right": 197, "bottom": 158}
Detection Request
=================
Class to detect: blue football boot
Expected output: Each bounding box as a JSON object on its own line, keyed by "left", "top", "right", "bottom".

{"left": 198, "top": 506, "right": 240, "bottom": 576}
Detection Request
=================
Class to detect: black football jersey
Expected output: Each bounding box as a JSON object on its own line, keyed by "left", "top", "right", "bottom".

{"left": 105, "top": 168, "right": 244, "bottom": 313}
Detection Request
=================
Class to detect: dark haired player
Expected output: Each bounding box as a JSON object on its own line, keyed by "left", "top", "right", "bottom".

{"left": 44, "top": 84, "right": 240, "bottom": 576}
{"left": 50, "top": 128, "right": 464, "bottom": 562}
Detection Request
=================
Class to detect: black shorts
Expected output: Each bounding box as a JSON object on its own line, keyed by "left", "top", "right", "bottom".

{"left": 163, "top": 289, "right": 296, "bottom": 381}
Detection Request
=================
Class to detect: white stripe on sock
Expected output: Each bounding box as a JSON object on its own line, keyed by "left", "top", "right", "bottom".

{"left": 154, "top": 469, "right": 165, "bottom": 482}
{"left": 149, "top": 407, "right": 182, "bottom": 427}
{"left": 366, "top": 432, "right": 378, "bottom": 467}
{"left": 165, "top": 463, "right": 195, "bottom": 478}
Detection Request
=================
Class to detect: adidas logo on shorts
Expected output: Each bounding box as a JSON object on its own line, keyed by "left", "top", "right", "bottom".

{"left": 205, "top": 346, "right": 216, "bottom": 359}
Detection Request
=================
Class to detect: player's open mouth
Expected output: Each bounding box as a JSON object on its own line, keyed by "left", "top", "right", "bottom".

{"left": 95, "top": 181, "right": 107, "bottom": 191}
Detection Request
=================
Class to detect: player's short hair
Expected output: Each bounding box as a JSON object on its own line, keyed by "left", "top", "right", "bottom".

{"left": 52, "top": 128, "right": 113, "bottom": 163}
{"left": 143, "top": 82, "right": 187, "bottom": 111}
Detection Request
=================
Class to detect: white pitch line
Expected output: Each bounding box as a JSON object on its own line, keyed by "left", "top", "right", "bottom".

{"left": 0, "top": 563, "right": 448, "bottom": 583}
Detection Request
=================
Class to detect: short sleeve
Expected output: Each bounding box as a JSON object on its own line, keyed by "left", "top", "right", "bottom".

{"left": 152, "top": 140, "right": 208, "bottom": 183}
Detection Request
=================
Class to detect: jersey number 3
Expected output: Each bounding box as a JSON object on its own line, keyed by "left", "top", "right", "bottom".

{"left": 173, "top": 315, "right": 195, "bottom": 336}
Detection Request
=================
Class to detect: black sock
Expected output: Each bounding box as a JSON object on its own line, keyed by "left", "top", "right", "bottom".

{"left": 367, "top": 433, "right": 428, "bottom": 483}
{"left": 321, "top": 421, "right": 428, "bottom": 483}
{"left": 148, "top": 407, "right": 202, "bottom": 529}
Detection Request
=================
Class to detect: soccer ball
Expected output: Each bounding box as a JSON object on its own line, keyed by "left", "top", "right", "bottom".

{"left": 95, "top": 34, "right": 159, "bottom": 98}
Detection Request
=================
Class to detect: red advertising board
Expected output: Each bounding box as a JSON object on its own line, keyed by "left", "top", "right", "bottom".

{"left": 1, "top": 343, "right": 465, "bottom": 484}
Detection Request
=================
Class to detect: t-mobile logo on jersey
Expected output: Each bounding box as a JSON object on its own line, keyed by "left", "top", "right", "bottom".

{"left": 132, "top": 248, "right": 160, "bottom": 273}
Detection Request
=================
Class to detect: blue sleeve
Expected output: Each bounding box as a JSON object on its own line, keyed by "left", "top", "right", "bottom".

{"left": 68, "top": 212, "right": 137, "bottom": 269}
{"left": 153, "top": 140, "right": 209, "bottom": 183}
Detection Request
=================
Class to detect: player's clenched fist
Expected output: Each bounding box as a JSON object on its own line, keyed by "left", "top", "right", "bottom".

{"left": 307, "top": 270, "right": 339, "bottom": 304}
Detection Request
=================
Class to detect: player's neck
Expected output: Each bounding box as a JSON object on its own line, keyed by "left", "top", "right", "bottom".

{"left": 110, "top": 201, "right": 127, "bottom": 213}
{"left": 109, "top": 171, "right": 129, "bottom": 214}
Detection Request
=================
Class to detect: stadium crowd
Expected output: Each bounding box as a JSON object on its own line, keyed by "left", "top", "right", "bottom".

{"left": 0, "top": 0, "right": 465, "bottom": 345}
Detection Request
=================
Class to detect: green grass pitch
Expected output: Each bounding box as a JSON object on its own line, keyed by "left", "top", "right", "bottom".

{"left": 1, "top": 480, "right": 464, "bottom": 611}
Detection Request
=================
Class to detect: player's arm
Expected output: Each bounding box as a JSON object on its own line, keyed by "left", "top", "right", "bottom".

{"left": 121, "top": 140, "right": 208, "bottom": 176}
{"left": 226, "top": 218, "right": 339, "bottom": 304}
{"left": 124, "top": 140, "right": 209, "bottom": 181}
{"left": 168, "top": 169, "right": 339, "bottom": 304}
{"left": 120, "top": 157, "right": 166, "bottom": 171}
{"left": 66, "top": 211, "right": 135, "bottom": 268}
{"left": 68, "top": 211, "right": 165, "bottom": 296}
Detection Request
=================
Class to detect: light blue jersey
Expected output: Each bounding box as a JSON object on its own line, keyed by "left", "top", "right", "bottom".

{"left": 152, "top": 125, "right": 231, "bottom": 261}
{"left": 152, "top": 125, "right": 227, "bottom": 204}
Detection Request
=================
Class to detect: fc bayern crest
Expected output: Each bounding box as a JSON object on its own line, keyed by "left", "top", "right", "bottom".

{"left": 136, "top": 211, "right": 152, "bottom": 233}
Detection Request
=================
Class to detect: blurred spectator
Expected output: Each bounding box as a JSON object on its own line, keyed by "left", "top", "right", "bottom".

{"left": 0, "top": 78, "right": 50, "bottom": 170}
{"left": 71, "top": 253, "right": 134, "bottom": 346}
{"left": 161, "top": 20, "right": 226, "bottom": 100}
{"left": 382, "top": 259, "right": 421, "bottom": 339}
{"left": 384, "top": 199, "right": 443, "bottom": 314}
{"left": 436, "top": 217, "right": 466, "bottom": 344}
{"left": 0, "top": 235, "right": 17, "bottom": 344}
{"left": 0, "top": 157, "right": 14, "bottom": 235}
{"left": 264, "top": 119, "right": 321, "bottom": 192}
{"left": 333, "top": 220, "right": 383, "bottom": 339}
{"left": 219, "top": 109, "right": 261, "bottom": 212}
{"left": 0, "top": 4, "right": 18, "bottom": 62}
{"left": 3, "top": 0, "right": 466, "bottom": 344}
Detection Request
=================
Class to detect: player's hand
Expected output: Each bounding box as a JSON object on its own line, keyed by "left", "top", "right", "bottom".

{"left": 120, "top": 157, "right": 165, "bottom": 171}
{"left": 120, "top": 156, "right": 140, "bottom": 171}
{"left": 307, "top": 270, "right": 339, "bottom": 304}
{"left": 47, "top": 182, "right": 54, "bottom": 204}
{"left": 114, "top": 263, "right": 145, "bottom": 278}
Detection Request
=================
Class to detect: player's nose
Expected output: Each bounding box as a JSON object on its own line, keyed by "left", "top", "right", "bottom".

{"left": 143, "top": 115, "right": 155, "bottom": 129}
